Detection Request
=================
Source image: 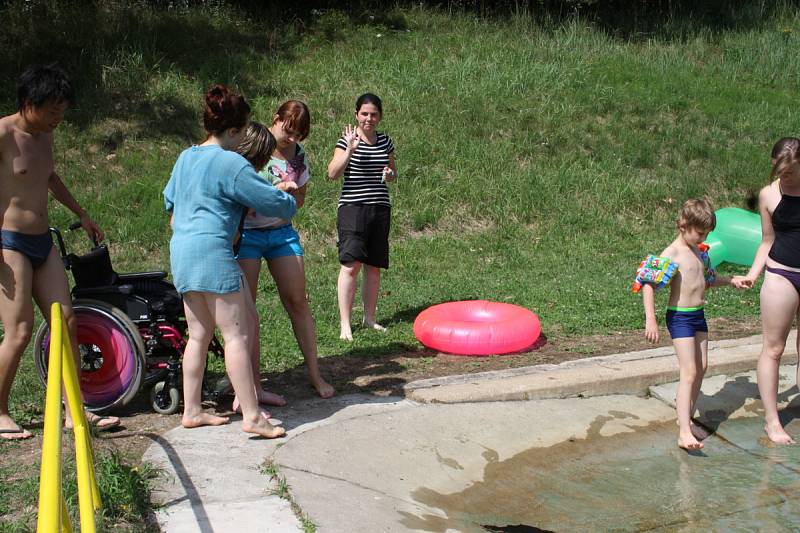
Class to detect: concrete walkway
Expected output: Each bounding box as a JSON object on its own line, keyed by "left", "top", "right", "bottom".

{"left": 143, "top": 334, "right": 800, "bottom": 532}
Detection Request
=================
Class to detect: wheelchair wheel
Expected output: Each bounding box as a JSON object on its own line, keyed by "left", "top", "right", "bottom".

{"left": 150, "top": 381, "right": 181, "bottom": 415}
{"left": 34, "top": 299, "right": 146, "bottom": 413}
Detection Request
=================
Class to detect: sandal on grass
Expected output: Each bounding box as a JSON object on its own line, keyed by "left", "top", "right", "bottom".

{"left": 88, "top": 415, "right": 120, "bottom": 431}
{"left": 65, "top": 414, "right": 121, "bottom": 432}
{"left": 0, "top": 427, "right": 34, "bottom": 440}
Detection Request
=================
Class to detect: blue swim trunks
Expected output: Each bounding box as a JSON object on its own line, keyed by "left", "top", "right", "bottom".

{"left": 0, "top": 229, "right": 53, "bottom": 269}
{"left": 665, "top": 307, "right": 708, "bottom": 339}
{"left": 236, "top": 224, "right": 304, "bottom": 261}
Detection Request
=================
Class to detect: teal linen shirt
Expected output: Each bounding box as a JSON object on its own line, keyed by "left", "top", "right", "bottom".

{"left": 164, "top": 144, "right": 297, "bottom": 293}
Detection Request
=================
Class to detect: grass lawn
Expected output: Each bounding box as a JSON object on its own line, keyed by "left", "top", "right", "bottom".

{"left": 1, "top": 2, "right": 797, "bottom": 530}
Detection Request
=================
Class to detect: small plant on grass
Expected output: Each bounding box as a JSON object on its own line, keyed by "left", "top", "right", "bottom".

{"left": 260, "top": 460, "right": 317, "bottom": 532}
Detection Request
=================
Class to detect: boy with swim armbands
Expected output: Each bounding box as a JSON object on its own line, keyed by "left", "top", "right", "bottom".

{"left": 636, "top": 198, "right": 742, "bottom": 451}
{"left": 632, "top": 255, "right": 679, "bottom": 293}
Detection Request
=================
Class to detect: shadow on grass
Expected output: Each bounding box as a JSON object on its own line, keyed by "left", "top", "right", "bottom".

{"left": 0, "top": 2, "right": 306, "bottom": 141}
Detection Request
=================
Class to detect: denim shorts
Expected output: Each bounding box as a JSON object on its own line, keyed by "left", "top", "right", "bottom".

{"left": 236, "top": 224, "right": 304, "bottom": 261}
{"left": 665, "top": 307, "right": 708, "bottom": 339}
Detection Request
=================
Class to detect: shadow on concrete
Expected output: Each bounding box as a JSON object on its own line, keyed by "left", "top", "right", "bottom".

{"left": 105, "top": 431, "right": 213, "bottom": 533}
{"left": 699, "top": 375, "right": 760, "bottom": 433}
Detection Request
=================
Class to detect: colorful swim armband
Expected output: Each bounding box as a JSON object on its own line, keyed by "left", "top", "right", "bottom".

{"left": 632, "top": 255, "right": 679, "bottom": 294}
{"left": 698, "top": 243, "right": 717, "bottom": 287}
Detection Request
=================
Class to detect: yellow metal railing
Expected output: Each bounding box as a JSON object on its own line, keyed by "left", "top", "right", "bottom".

{"left": 37, "top": 302, "right": 101, "bottom": 533}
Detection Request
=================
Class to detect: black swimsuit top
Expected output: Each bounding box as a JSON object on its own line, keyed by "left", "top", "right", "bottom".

{"left": 769, "top": 188, "right": 800, "bottom": 268}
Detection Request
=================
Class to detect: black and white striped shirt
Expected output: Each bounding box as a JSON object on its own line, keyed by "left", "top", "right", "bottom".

{"left": 336, "top": 132, "right": 395, "bottom": 207}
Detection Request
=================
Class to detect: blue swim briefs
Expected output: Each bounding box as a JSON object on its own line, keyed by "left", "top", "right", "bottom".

{"left": 665, "top": 307, "right": 708, "bottom": 339}
{"left": 0, "top": 229, "right": 53, "bottom": 269}
{"left": 236, "top": 224, "right": 304, "bottom": 261}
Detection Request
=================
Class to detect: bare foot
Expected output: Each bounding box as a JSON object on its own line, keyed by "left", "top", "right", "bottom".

{"left": 689, "top": 422, "right": 710, "bottom": 441}
{"left": 231, "top": 398, "right": 271, "bottom": 419}
{"left": 232, "top": 391, "right": 285, "bottom": 414}
{"left": 0, "top": 415, "right": 33, "bottom": 440}
{"left": 678, "top": 431, "right": 704, "bottom": 450}
{"left": 182, "top": 412, "right": 229, "bottom": 429}
{"left": 340, "top": 323, "right": 353, "bottom": 341}
{"left": 363, "top": 319, "right": 386, "bottom": 332}
{"left": 242, "top": 416, "right": 285, "bottom": 439}
{"left": 764, "top": 422, "right": 796, "bottom": 445}
{"left": 310, "top": 375, "right": 335, "bottom": 399}
{"left": 257, "top": 390, "right": 287, "bottom": 406}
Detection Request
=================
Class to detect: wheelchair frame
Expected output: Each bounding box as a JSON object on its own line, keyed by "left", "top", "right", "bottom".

{"left": 34, "top": 225, "right": 224, "bottom": 414}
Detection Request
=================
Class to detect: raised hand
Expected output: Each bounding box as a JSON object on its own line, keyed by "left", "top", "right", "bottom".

{"left": 343, "top": 124, "right": 360, "bottom": 152}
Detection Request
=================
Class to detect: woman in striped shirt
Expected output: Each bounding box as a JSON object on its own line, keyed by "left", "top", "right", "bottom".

{"left": 327, "top": 93, "right": 397, "bottom": 340}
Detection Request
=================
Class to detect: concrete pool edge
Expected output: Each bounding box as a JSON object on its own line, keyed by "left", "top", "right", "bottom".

{"left": 405, "top": 332, "right": 799, "bottom": 404}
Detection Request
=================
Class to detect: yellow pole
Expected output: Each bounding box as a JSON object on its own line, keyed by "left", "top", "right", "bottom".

{"left": 61, "top": 312, "right": 100, "bottom": 532}
{"left": 61, "top": 496, "right": 74, "bottom": 533}
{"left": 36, "top": 303, "right": 65, "bottom": 533}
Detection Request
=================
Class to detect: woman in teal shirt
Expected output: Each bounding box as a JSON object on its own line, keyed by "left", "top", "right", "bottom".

{"left": 164, "top": 85, "right": 296, "bottom": 439}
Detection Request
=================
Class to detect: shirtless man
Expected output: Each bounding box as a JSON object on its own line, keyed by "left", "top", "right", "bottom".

{"left": 0, "top": 63, "right": 119, "bottom": 440}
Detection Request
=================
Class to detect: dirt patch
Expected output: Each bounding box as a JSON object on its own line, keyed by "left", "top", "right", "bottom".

{"left": 266, "top": 315, "right": 762, "bottom": 399}
{"left": 0, "top": 315, "right": 761, "bottom": 472}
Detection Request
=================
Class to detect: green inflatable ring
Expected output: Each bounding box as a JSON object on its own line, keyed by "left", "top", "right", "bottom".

{"left": 705, "top": 207, "right": 761, "bottom": 268}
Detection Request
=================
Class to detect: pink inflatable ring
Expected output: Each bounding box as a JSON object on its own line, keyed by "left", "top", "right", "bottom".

{"left": 413, "top": 300, "right": 542, "bottom": 356}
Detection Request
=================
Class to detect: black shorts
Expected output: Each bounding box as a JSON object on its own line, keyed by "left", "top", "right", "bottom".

{"left": 337, "top": 204, "right": 391, "bottom": 268}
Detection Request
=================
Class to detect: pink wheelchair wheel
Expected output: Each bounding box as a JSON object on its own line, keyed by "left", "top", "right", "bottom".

{"left": 34, "top": 300, "right": 145, "bottom": 413}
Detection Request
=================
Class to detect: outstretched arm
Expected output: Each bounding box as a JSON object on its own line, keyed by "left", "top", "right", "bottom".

{"left": 230, "top": 166, "right": 297, "bottom": 221}
{"left": 48, "top": 171, "right": 104, "bottom": 241}
{"left": 734, "top": 186, "right": 774, "bottom": 289}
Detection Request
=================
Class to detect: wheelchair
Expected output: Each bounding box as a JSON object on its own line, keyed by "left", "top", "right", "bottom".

{"left": 33, "top": 224, "right": 224, "bottom": 415}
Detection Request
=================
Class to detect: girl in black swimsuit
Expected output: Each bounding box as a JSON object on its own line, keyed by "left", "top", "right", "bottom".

{"left": 734, "top": 137, "right": 800, "bottom": 445}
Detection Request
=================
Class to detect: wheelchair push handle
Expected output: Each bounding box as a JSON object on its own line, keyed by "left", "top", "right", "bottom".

{"left": 69, "top": 220, "right": 100, "bottom": 247}
{"left": 49, "top": 221, "right": 102, "bottom": 269}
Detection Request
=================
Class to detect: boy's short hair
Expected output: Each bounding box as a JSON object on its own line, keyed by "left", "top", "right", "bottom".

{"left": 678, "top": 198, "right": 716, "bottom": 232}
{"left": 16, "top": 63, "right": 75, "bottom": 111}
{"left": 235, "top": 122, "right": 276, "bottom": 171}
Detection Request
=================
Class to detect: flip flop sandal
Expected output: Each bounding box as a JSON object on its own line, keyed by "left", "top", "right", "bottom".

{"left": 87, "top": 415, "right": 121, "bottom": 431}
{"left": 64, "top": 415, "right": 121, "bottom": 433}
{"left": 0, "top": 428, "right": 33, "bottom": 440}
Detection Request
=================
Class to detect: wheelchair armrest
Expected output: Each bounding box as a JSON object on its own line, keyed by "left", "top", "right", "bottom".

{"left": 73, "top": 284, "right": 134, "bottom": 298}
{"left": 116, "top": 271, "right": 168, "bottom": 283}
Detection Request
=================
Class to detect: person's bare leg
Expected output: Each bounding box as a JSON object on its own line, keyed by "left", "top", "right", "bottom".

{"left": 269, "top": 256, "right": 333, "bottom": 398}
{"left": 337, "top": 262, "right": 360, "bottom": 341}
{"left": 758, "top": 272, "right": 798, "bottom": 444}
{"left": 688, "top": 332, "right": 710, "bottom": 441}
{"left": 795, "top": 310, "right": 800, "bottom": 393}
{"left": 231, "top": 263, "right": 284, "bottom": 411}
{"left": 0, "top": 250, "right": 34, "bottom": 439}
{"left": 212, "top": 289, "right": 283, "bottom": 438}
{"left": 33, "top": 247, "right": 120, "bottom": 431}
{"left": 181, "top": 292, "right": 229, "bottom": 428}
{"left": 673, "top": 336, "right": 704, "bottom": 450}
{"left": 362, "top": 265, "right": 385, "bottom": 331}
